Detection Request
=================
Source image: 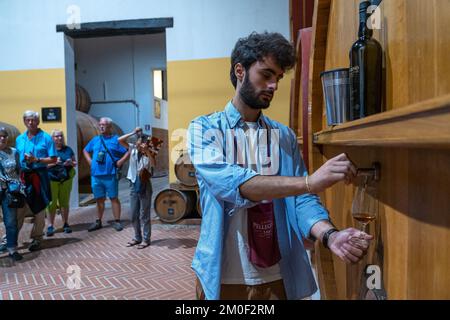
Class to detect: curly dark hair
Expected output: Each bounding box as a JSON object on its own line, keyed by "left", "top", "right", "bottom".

{"left": 230, "top": 31, "right": 296, "bottom": 88}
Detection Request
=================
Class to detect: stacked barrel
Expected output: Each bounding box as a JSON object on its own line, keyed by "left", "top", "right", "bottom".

{"left": 154, "top": 152, "right": 202, "bottom": 223}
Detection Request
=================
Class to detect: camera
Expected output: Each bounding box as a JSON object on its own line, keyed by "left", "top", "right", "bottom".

{"left": 96, "top": 150, "right": 106, "bottom": 163}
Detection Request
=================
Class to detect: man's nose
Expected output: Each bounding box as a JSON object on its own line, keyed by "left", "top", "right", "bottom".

{"left": 267, "top": 81, "right": 278, "bottom": 91}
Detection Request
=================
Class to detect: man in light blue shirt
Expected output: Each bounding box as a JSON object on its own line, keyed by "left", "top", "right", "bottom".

{"left": 188, "top": 32, "right": 373, "bottom": 300}
{"left": 83, "top": 117, "right": 129, "bottom": 232}
{"left": 15, "top": 110, "right": 57, "bottom": 252}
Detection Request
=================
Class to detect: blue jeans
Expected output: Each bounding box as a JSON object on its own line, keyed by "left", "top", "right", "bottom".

{"left": 1, "top": 191, "right": 19, "bottom": 251}
{"left": 129, "top": 180, "right": 152, "bottom": 242}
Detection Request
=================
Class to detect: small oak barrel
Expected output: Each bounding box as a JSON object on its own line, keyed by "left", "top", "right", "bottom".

{"left": 154, "top": 188, "right": 196, "bottom": 223}
{"left": 75, "top": 84, "right": 92, "bottom": 113}
{"left": 174, "top": 152, "right": 197, "bottom": 187}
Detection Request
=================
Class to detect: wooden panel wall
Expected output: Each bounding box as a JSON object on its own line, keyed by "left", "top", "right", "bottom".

{"left": 309, "top": 0, "right": 450, "bottom": 299}
{"left": 321, "top": 146, "right": 450, "bottom": 299}
{"left": 152, "top": 127, "right": 169, "bottom": 177}
{"left": 290, "top": 0, "right": 315, "bottom": 42}
{"left": 324, "top": 0, "right": 450, "bottom": 123}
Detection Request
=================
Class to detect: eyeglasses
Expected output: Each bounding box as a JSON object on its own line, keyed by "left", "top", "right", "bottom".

{"left": 0, "top": 135, "right": 8, "bottom": 139}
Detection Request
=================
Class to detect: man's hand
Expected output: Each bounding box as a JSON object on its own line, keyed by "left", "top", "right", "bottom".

{"left": 64, "top": 159, "right": 74, "bottom": 166}
{"left": 308, "top": 153, "right": 357, "bottom": 193}
{"left": 328, "top": 228, "right": 373, "bottom": 264}
{"left": 25, "top": 153, "right": 38, "bottom": 163}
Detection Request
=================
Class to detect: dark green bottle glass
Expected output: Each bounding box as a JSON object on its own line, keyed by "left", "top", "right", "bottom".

{"left": 349, "top": 1, "right": 383, "bottom": 120}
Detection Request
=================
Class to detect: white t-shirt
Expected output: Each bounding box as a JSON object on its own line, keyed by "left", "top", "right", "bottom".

{"left": 126, "top": 143, "right": 153, "bottom": 183}
{"left": 221, "top": 122, "right": 282, "bottom": 285}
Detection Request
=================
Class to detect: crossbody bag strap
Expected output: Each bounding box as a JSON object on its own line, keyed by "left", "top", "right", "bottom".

{"left": 99, "top": 136, "right": 118, "bottom": 168}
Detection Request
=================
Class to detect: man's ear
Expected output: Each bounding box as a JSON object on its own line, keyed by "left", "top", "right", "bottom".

{"left": 234, "top": 63, "right": 245, "bottom": 83}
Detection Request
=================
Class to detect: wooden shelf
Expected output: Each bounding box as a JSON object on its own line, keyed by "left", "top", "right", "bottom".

{"left": 313, "top": 94, "right": 450, "bottom": 148}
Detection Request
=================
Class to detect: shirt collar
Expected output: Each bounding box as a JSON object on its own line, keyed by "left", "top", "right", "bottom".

{"left": 25, "top": 128, "right": 42, "bottom": 139}
{"left": 225, "top": 101, "right": 266, "bottom": 129}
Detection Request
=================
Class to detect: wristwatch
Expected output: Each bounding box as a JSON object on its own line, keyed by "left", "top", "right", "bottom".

{"left": 322, "top": 228, "right": 339, "bottom": 249}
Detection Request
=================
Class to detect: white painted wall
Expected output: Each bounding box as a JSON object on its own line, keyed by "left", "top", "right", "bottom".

{"left": 63, "top": 35, "right": 79, "bottom": 209}
{"left": 0, "top": 0, "right": 290, "bottom": 70}
{"left": 75, "top": 33, "right": 167, "bottom": 134}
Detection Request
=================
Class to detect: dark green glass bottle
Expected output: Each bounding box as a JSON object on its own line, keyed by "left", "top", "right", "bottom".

{"left": 349, "top": 1, "right": 383, "bottom": 120}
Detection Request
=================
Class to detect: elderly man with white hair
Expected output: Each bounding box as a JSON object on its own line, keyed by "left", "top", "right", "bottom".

{"left": 15, "top": 110, "right": 57, "bottom": 252}
{"left": 83, "top": 117, "right": 129, "bottom": 232}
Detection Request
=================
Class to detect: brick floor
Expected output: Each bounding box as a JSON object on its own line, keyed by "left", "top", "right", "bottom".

{"left": 0, "top": 176, "right": 200, "bottom": 300}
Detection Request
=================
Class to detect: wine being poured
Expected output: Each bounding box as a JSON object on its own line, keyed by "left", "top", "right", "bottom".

{"left": 351, "top": 177, "right": 378, "bottom": 244}
{"left": 352, "top": 213, "right": 376, "bottom": 225}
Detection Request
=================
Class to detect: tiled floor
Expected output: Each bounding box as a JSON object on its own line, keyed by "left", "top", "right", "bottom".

{"left": 0, "top": 176, "right": 321, "bottom": 300}
{"left": 0, "top": 176, "right": 201, "bottom": 300}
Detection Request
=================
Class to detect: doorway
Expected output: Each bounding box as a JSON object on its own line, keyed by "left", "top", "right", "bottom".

{"left": 58, "top": 18, "right": 173, "bottom": 206}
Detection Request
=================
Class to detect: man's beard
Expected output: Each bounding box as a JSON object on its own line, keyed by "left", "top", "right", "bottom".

{"left": 239, "top": 75, "right": 272, "bottom": 110}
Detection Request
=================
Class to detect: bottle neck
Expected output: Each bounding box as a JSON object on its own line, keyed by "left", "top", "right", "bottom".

{"left": 358, "top": 14, "right": 373, "bottom": 39}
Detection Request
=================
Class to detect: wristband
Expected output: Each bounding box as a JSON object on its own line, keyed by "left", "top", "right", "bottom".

{"left": 322, "top": 228, "right": 339, "bottom": 249}
{"left": 305, "top": 175, "right": 312, "bottom": 193}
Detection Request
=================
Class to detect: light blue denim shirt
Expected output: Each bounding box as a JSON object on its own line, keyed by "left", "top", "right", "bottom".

{"left": 188, "top": 101, "right": 330, "bottom": 300}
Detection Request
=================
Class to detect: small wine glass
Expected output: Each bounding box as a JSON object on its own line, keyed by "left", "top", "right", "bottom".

{"left": 351, "top": 177, "right": 378, "bottom": 244}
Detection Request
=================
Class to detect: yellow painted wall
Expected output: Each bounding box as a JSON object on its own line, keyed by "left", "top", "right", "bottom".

{"left": 167, "top": 57, "right": 293, "bottom": 182}
{"left": 0, "top": 68, "right": 67, "bottom": 138}
{"left": 0, "top": 64, "right": 293, "bottom": 184}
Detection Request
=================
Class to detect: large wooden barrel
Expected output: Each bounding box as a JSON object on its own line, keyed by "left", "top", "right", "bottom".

{"left": 302, "top": 0, "right": 450, "bottom": 300}
{"left": 76, "top": 111, "right": 100, "bottom": 181}
{"left": 75, "top": 84, "right": 92, "bottom": 113}
{"left": 174, "top": 152, "right": 197, "bottom": 186}
{"left": 196, "top": 190, "right": 202, "bottom": 217}
{"left": 154, "top": 188, "right": 196, "bottom": 223}
{"left": 76, "top": 111, "right": 124, "bottom": 181}
{"left": 0, "top": 121, "right": 20, "bottom": 148}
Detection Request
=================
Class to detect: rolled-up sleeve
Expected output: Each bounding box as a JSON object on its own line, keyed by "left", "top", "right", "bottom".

{"left": 290, "top": 129, "right": 329, "bottom": 238}
{"left": 188, "top": 117, "right": 259, "bottom": 209}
